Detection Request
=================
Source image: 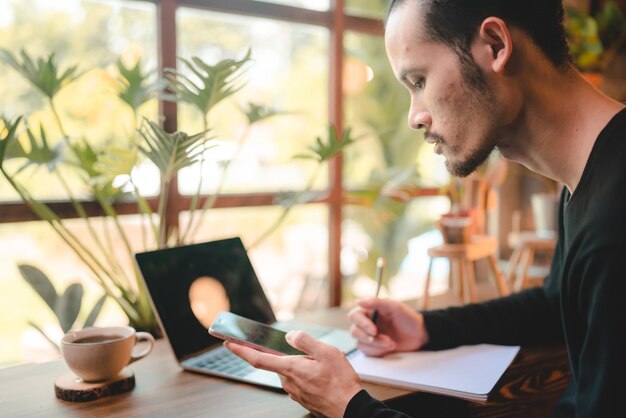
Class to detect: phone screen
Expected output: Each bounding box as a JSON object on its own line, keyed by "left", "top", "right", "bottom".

{"left": 210, "top": 311, "right": 305, "bottom": 356}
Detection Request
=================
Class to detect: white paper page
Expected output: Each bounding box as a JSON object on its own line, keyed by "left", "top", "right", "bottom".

{"left": 348, "top": 344, "right": 520, "bottom": 396}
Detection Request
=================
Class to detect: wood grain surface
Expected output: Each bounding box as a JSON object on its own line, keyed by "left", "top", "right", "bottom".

{"left": 0, "top": 304, "right": 569, "bottom": 418}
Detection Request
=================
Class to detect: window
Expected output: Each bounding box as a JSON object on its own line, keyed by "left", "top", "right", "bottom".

{"left": 176, "top": 8, "right": 329, "bottom": 193}
{"left": 345, "top": 0, "right": 387, "bottom": 19}
{"left": 0, "top": 0, "right": 442, "bottom": 368}
{"left": 0, "top": 0, "right": 158, "bottom": 200}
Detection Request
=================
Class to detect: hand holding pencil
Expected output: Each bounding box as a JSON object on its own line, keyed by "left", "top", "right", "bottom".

{"left": 347, "top": 259, "right": 430, "bottom": 357}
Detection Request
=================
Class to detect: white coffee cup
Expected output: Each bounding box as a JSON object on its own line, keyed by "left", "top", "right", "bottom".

{"left": 61, "top": 326, "right": 154, "bottom": 383}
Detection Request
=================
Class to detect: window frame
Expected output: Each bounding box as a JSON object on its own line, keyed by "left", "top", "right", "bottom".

{"left": 0, "top": 0, "right": 438, "bottom": 306}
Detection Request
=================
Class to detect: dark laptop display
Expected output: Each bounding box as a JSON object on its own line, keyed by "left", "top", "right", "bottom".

{"left": 135, "top": 237, "right": 275, "bottom": 361}
{"left": 135, "top": 236, "right": 356, "bottom": 389}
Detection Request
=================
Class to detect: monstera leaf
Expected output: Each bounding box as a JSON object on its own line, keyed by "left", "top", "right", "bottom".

{"left": 241, "top": 102, "right": 283, "bottom": 124}
{"left": 0, "top": 49, "right": 80, "bottom": 99}
{"left": 12, "top": 124, "right": 65, "bottom": 175}
{"left": 115, "top": 59, "right": 165, "bottom": 112}
{"left": 165, "top": 49, "right": 251, "bottom": 119}
{"left": 294, "top": 125, "right": 357, "bottom": 162}
{"left": 0, "top": 116, "right": 23, "bottom": 165}
{"left": 93, "top": 146, "right": 138, "bottom": 182}
{"left": 137, "top": 119, "right": 212, "bottom": 178}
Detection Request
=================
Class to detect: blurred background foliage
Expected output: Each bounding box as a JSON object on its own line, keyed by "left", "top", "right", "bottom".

{"left": 0, "top": 0, "right": 450, "bottom": 367}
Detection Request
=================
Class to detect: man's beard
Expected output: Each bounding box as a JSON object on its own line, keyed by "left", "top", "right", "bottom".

{"left": 441, "top": 50, "right": 500, "bottom": 177}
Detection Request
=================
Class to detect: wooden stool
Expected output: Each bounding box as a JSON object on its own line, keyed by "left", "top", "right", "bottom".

{"left": 506, "top": 231, "right": 556, "bottom": 292}
{"left": 422, "top": 235, "right": 510, "bottom": 309}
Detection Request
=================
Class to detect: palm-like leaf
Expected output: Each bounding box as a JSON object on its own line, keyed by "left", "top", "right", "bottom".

{"left": 70, "top": 142, "right": 126, "bottom": 200}
{"left": 83, "top": 294, "right": 107, "bottom": 328}
{"left": 18, "top": 264, "right": 58, "bottom": 314}
{"left": 165, "top": 49, "right": 251, "bottom": 117}
{"left": 293, "top": 125, "right": 357, "bottom": 162}
{"left": 137, "top": 119, "right": 212, "bottom": 178}
{"left": 115, "top": 59, "right": 165, "bottom": 112}
{"left": 92, "top": 146, "right": 138, "bottom": 183}
{"left": 0, "top": 49, "right": 80, "bottom": 99}
{"left": 0, "top": 116, "right": 24, "bottom": 165}
{"left": 55, "top": 283, "right": 83, "bottom": 333}
{"left": 347, "top": 167, "right": 421, "bottom": 223}
{"left": 241, "top": 102, "right": 283, "bottom": 124}
{"left": 12, "top": 124, "right": 65, "bottom": 174}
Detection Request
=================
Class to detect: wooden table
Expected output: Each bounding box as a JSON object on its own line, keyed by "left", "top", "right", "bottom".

{"left": 0, "top": 307, "right": 570, "bottom": 418}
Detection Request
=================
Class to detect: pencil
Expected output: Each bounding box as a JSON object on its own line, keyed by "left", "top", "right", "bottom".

{"left": 370, "top": 257, "right": 385, "bottom": 325}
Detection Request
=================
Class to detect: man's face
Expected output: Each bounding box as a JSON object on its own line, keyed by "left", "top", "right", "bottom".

{"left": 385, "top": 2, "right": 503, "bottom": 177}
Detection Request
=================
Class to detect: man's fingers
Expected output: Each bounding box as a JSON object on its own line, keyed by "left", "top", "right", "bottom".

{"left": 347, "top": 307, "right": 377, "bottom": 336}
{"left": 350, "top": 324, "right": 375, "bottom": 341}
{"left": 358, "top": 343, "right": 391, "bottom": 357}
{"left": 285, "top": 331, "right": 329, "bottom": 358}
{"left": 356, "top": 333, "right": 395, "bottom": 350}
{"left": 357, "top": 297, "right": 394, "bottom": 313}
{"left": 225, "top": 341, "right": 289, "bottom": 373}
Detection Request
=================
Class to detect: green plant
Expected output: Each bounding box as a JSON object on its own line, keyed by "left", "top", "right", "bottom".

{"left": 566, "top": 1, "right": 626, "bottom": 70}
{"left": 250, "top": 125, "right": 357, "bottom": 249}
{"left": 0, "top": 48, "right": 344, "bottom": 333}
{"left": 18, "top": 264, "right": 106, "bottom": 351}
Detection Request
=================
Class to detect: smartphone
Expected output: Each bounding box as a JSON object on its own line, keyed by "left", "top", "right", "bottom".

{"left": 209, "top": 311, "right": 305, "bottom": 356}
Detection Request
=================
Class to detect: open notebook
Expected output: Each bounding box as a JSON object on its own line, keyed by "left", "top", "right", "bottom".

{"left": 348, "top": 344, "right": 520, "bottom": 402}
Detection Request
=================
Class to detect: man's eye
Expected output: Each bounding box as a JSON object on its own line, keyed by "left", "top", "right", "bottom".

{"left": 413, "top": 78, "right": 425, "bottom": 90}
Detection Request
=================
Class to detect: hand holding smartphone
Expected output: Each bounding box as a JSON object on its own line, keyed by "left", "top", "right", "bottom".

{"left": 209, "top": 311, "right": 305, "bottom": 356}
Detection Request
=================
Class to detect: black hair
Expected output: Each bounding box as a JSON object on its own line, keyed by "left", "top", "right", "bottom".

{"left": 388, "top": 0, "right": 573, "bottom": 70}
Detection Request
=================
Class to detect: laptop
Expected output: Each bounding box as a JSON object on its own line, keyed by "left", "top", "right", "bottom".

{"left": 134, "top": 237, "right": 357, "bottom": 389}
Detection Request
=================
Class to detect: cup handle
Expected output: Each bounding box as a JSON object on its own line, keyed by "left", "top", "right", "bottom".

{"left": 128, "top": 332, "right": 155, "bottom": 365}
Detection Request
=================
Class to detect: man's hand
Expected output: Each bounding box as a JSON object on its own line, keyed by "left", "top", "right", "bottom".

{"left": 225, "top": 331, "right": 362, "bottom": 418}
{"left": 348, "top": 298, "right": 429, "bottom": 357}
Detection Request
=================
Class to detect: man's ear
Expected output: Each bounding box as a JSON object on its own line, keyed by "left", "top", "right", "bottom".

{"left": 476, "top": 17, "right": 513, "bottom": 73}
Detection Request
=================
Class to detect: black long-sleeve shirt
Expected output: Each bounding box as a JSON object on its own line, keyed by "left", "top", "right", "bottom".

{"left": 345, "top": 107, "right": 626, "bottom": 417}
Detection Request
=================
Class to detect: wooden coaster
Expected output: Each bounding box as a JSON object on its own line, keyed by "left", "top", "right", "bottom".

{"left": 54, "top": 369, "right": 135, "bottom": 402}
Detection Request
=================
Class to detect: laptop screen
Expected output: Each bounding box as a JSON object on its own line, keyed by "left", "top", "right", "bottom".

{"left": 135, "top": 237, "right": 276, "bottom": 360}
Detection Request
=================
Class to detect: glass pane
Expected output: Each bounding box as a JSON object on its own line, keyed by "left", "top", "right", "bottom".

{"left": 252, "top": 0, "right": 329, "bottom": 11}
{"left": 0, "top": 215, "right": 151, "bottom": 368}
{"left": 179, "top": 204, "right": 329, "bottom": 319}
{"left": 176, "top": 8, "right": 329, "bottom": 194}
{"left": 343, "top": 31, "right": 449, "bottom": 188}
{"left": 0, "top": 0, "right": 158, "bottom": 201}
{"left": 343, "top": 196, "right": 451, "bottom": 304}
{"left": 342, "top": 31, "right": 450, "bottom": 297}
{"left": 345, "top": 0, "right": 388, "bottom": 19}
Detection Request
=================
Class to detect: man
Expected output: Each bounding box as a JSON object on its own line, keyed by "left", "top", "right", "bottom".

{"left": 227, "top": 0, "right": 626, "bottom": 416}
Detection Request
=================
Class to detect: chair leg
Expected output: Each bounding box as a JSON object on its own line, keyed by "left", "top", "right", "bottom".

{"left": 519, "top": 247, "right": 535, "bottom": 291}
{"left": 457, "top": 258, "right": 465, "bottom": 301}
{"left": 505, "top": 245, "right": 523, "bottom": 288}
{"left": 421, "top": 258, "right": 434, "bottom": 310}
{"left": 464, "top": 259, "right": 478, "bottom": 303}
{"left": 450, "top": 259, "right": 461, "bottom": 296}
{"left": 488, "top": 254, "right": 510, "bottom": 296}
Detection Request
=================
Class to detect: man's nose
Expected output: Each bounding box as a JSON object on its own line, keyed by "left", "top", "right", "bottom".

{"left": 408, "top": 101, "right": 431, "bottom": 130}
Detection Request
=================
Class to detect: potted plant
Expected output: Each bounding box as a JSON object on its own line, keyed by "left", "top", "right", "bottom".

{"left": 565, "top": 0, "right": 626, "bottom": 76}
{"left": 0, "top": 49, "right": 353, "bottom": 334}
{"left": 17, "top": 264, "right": 106, "bottom": 351}
{"left": 435, "top": 157, "right": 507, "bottom": 244}
{"left": 436, "top": 177, "right": 478, "bottom": 244}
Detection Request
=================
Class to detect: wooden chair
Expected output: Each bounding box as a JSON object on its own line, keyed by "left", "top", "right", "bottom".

{"left": 505, "top": 211, "right": 557, "bottom": 292}
{"left": 421, "top": 162, "right": 511, "bottom": 309}
{"left": 422, "top": 235, "right": 510, "bottom": 308}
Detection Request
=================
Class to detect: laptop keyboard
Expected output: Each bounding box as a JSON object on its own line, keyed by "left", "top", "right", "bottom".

{"left": 188, "top": 324, "right": 334, "bottom": 378}
{"left": 192, "top": 346, "right": 255, "bottom": 378}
